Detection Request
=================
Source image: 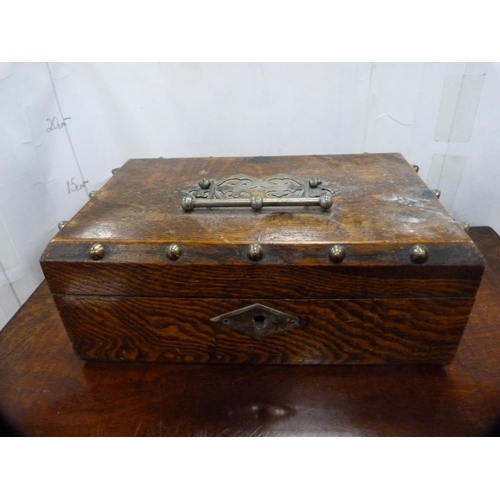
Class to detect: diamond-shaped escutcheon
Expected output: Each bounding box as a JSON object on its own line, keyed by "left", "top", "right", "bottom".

{"left": 210, "top": 303, "right": 300, "bottom": 340}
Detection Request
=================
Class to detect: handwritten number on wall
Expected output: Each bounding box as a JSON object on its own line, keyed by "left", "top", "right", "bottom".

{"left": 47, "top": 116, "right": 72, "bottom": 133}
{"left": 67, "top": 178, "right": 88, "bottom": 195}
{"left": 47, "top": 116, "right": 87, "bottom": 194}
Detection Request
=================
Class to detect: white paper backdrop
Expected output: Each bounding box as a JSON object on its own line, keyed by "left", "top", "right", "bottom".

{"left": 1, "top": 62, "right": 499, "bottom": 328}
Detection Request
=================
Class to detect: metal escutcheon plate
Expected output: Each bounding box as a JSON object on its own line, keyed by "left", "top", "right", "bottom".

{"left": 210, "top": 303, "right": 300, "bottom": 339}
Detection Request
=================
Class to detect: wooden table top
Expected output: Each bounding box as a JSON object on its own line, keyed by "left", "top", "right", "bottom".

{"left": 1, "top": 226, "right": 500, "bottom": 437}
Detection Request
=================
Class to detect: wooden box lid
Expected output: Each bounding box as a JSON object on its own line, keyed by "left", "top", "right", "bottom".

{"left": 41, "top": 154, "right": 485, "bottom": 299}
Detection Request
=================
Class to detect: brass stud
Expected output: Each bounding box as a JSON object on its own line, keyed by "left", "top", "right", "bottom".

{"left": 165, "top": 243, "right": 182, "bottom": 261}
{"left": 329, "top": 244, "right": 345, "bottom": 263}
{"left": 250, "top": 196, "right": 263, "bottom": 211}
{"left": 181, "top": 196, "right": 194, "bottom": 212}
{"left": 412, "top": 165, "right": 419, "bottom": 173}
{"left": 247, "top": 243, "right": 263, "bottom": 261}
{"left": 111, "top": 168, "right": 120, "bottom": 175}
{"left": 58, "top": 221, "right": 68, "bottom": 230}
{"left": 432, "top": 189, "right": 441, "bottom": 199}
{"left": 89, "top": 191, "right": 97, "bottom": 198}
{"left": 458, "top": 222, "right": 470, "bottom": 233}
{"left": 409, "top": 244, "right": 428, "bottom": 264}
{"left": 89, "top": 243, "right": 105, "bottom": 260}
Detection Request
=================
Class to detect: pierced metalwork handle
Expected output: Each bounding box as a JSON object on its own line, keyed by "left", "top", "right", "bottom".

{"left": 181, "top": 193, "right": 333, "bottom": 212}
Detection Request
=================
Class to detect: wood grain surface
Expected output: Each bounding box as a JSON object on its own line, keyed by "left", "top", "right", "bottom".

{"left": 47, "top": 154, "right": 473, "bottom": 245}
{"left": 54, "top": 295, "right": 474, "bottom": 365}
{"left": 1, "top": 227, "right": 500, "bottom": 436}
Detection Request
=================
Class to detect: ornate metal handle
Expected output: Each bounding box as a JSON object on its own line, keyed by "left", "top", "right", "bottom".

{"left": 181, "top": 193, "right": 333, "bottom": 212}
{"left": 180, "top": 175, "right": 338, "bottom": 212}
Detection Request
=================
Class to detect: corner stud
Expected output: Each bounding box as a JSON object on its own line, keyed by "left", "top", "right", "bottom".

{"left": 458, "top": 222, "right": 470, "bottom": 233}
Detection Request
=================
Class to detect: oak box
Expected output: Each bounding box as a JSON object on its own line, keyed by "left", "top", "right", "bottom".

{"left": 40, "top": 154, "right": 485, "bottom": 364}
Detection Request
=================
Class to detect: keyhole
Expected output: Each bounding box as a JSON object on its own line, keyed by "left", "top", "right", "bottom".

{"left": 253, "top": 314, "right": 267, "bottom": 329}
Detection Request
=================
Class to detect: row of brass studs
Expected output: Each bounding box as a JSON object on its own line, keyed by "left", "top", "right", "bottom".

{"left": 86, "top": 242, "right": 429, "bottom": 264}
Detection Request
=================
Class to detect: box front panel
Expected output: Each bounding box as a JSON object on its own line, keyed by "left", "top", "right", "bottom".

{"left": 53, "top": 295, "right": 475, "bottom": 365}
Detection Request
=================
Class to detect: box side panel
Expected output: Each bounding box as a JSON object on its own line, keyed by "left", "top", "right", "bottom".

{"left": 53, "top": 296, "right": 476, "bottom": 365}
